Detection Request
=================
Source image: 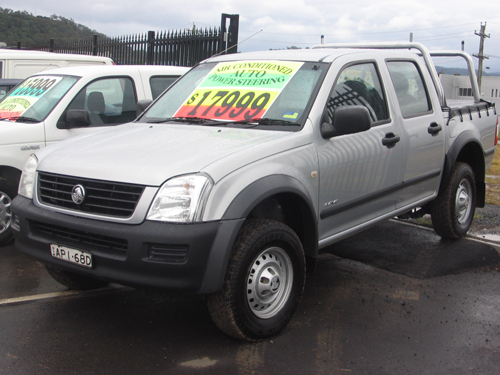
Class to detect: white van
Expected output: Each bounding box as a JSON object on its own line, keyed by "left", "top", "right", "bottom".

{"left": 0, "top": 64, "right": 189, "bottom": 245}
{"left": 0, "top": 49, "right": 114, "bottom": 79}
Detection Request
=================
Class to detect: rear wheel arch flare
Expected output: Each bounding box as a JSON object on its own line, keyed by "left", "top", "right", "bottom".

{"left": 441, "top": 132, "right": 485, "bottom": 205}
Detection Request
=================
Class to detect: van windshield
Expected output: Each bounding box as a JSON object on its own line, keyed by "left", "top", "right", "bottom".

{"left": 0, "top": 75, "right": 78, "bottom": 122}
{"left": 139, "top": 60, "right": 327, "bottom": 130}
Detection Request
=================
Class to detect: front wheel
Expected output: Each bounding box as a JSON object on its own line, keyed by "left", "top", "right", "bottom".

{"left": 207, "top": 219, "right": 305, "bottom": 341}
{"left": 431, "top": 162, "right": 476, "bottom": 239}
{"left": 0, "top": 177, "right": 17, "bottom": 246}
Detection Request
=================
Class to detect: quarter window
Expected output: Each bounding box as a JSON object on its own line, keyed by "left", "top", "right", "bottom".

{"left": 326, "top": 62, "right": 389, "bottom": 124}
{"left": 150, "top": 76, "right": 179, "bottom": 99}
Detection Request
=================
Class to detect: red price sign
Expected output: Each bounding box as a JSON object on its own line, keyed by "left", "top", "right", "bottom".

{"left": 175, "top": 88, "right": 279, "bottom": 121}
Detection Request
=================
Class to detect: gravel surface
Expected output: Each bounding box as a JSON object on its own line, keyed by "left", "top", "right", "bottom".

{"left": 403, "top": 203, "right": 500, "bottom": 240}
{"left": 469, "top": 203, "right": 500, "bottom": 237}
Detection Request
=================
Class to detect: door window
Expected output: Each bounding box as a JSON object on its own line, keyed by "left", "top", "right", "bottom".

{"left": 326, "top": 62, "right": 389, "bottom": 124}
{"left": 62, "top": 77, "right": 137, "bottom": 127}
{"left": 387, "top": 61, "right": 431, "bottom": 118}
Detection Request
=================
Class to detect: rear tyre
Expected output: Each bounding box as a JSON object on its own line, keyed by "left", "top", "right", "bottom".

{"left": 207, "top": 219, "right": 305, "bottom": 341}
{"left": 431, "top": 162, "right": 476, "bottom": 239}
{"left": 45, "top": 264, "right": 109, "bottom": 290}
{"left": 0, "top": 177, "right": 17, "bottom": 246}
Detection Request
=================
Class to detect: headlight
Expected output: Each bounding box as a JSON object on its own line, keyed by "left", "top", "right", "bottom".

{"left": 147, "top": 174, "right": 213, "bottom": 223}
{"left": 18, "top": 154, "right": 38, "bottom": 199}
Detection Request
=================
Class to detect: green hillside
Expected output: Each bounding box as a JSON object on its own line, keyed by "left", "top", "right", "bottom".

{"left": 0, "top": 8, "right": 106, "bottom": 48}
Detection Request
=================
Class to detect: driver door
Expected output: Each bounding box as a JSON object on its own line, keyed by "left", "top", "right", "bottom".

{"left": 317, "top": 61, "right": 404, "bottom": 241}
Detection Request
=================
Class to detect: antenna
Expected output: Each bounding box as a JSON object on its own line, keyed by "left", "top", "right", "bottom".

{"left": 213, "top": 29, "right": 263, "bottom": 58}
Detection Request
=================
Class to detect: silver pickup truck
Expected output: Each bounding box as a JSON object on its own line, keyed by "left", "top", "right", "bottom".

{"left": 11, "top": 43, "right": 498, "bottom": 341}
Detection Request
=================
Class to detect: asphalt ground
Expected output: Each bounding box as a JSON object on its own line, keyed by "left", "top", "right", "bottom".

{"left": 1, "top": 219, "right": 500, "bottom": 374}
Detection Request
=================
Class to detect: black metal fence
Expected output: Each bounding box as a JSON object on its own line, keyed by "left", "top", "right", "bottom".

{"left": 22, "top": 13, "right": 239, "bottom": 67}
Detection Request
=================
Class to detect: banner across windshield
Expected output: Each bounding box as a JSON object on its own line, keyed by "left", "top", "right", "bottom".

{"left": 0, "top": 76, "right": 63, "bottom": 119}
{"left": 174, "top": 61, "right": 304, "bottom": 122}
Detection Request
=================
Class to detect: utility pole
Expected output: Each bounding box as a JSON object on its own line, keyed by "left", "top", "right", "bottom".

{"left": 473, "top": 22, "right": 490, "bottom": 91}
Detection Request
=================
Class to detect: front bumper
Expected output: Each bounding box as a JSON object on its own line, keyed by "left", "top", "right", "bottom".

{"left": 11, "top": 196, "right": 244, "bottom": 293}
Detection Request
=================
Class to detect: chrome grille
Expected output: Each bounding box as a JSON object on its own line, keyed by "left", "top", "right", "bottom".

{"left": 38, "top": 172, "right": 144, "bottom": 218}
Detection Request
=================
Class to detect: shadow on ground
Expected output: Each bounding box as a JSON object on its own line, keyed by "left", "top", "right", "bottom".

{"left": 323, "top": 220, "right": 500, "bottom": 279}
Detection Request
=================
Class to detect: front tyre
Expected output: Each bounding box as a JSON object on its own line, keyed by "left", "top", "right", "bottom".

{"left": 207, "top": 219, "right": 306, "bottom": 341}
{"left": 431, "top": 162, "right": 476, "bottom": 239}
{"left": 0, "top": 177, "right": 17, "bottom": 246}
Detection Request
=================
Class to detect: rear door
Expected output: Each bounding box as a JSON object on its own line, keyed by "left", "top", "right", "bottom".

{"left": 385, "top": 60, "right": 445, "bottom": 209}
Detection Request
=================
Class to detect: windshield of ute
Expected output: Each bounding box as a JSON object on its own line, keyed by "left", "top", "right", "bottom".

{"left": 139, "top": 60, "right": 327, "bottom": 130}
{"left": 0, "top": 75, "right": 78, "bottom": 122}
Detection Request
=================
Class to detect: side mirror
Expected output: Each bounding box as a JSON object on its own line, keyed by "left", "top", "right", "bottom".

{"left": 321, "top": 105, "right": 372, "bottom": 139}
{"left": 66, "top": 109, "right": 91, "bottom": 128}
{"left": 136, "top": 99, "right": 153, "bottom": 118}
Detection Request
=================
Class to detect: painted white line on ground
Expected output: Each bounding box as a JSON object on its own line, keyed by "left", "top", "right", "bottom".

{"left": 0, "top": 290, "right": 82, "bottom": 305}
{"left": 0, "top": 285, "right": 129, "bottom": 307}
{"left": 391, "top": 218, "right": 500, "bottom": 254}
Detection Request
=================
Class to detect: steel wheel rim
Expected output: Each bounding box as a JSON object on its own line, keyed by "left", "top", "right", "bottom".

{"left": 455, "top": 178, "right": 472, "bottom": 224}
{"left": 0, "top": 191, "right": 12, "bottom": 235}
{"left": 246, "top": 246, "right": 294, "bottom": 319}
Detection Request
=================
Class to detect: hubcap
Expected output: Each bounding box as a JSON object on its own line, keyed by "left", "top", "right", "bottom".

{"left": 246, "top": 246, "right": 293, "bottom": 319}
{"left": 455, "top": 178, "right": 472, "bottom": 224}
{"left": 0, "top": 191, "right": 13, "bottom": 235}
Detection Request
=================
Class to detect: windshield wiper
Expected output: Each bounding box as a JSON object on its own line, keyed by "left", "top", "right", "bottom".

{"left": 148, "top": 117, "right": 256, "bottom": 127}
{"left": 257, "top": 118, "right": 300, "bottom": 126}
{"left": 147, "top": 117, "right": 213, "bottom": 124}
{"left": 146, "top": 117, "right": 300, "bottom": 127}
{"left": 15, "top": 116, "right": 41, "bottom": 123}
{"left": 0, "top": 116, "right": 40, "bottom": 123}
{"left": 200, "top": 118, "right": 259, "bottom": 127}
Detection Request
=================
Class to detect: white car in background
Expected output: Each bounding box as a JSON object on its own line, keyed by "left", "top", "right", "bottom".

{"left": 0, "top": 64, "right": 190, "bottom": 245}
{"left": 0, "top": 49, "right": 113, "bottom": 79}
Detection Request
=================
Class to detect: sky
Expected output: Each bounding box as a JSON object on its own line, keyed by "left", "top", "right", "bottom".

{"left": 2, "top": 0, "right": 500, "bottom": 72}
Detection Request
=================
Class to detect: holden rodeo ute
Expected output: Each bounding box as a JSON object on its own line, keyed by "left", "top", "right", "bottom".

{"left": 11, "top": 43, "right": 498, "bottom": 341}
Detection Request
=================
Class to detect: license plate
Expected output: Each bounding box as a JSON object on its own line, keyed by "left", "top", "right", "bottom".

{"left": 50, "top": 244, "right": 92, "bottom": 268}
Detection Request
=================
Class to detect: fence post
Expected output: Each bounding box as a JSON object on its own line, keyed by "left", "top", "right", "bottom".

{"left": 92, "top": 35, "right": 98, "bottom": 56}
{"left": 227, "top": 14, "right": 239, "bottom": 54}
{"left": 147, "top": 31, "right": 155, "bottom": 65}
{"left": 22, "top": 15, "right": 237, "bottom": 65}
{"left": 220, "top": 14, "right": 239, "bottom": 54}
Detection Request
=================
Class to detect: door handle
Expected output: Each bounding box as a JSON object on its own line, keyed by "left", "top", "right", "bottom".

{"left": 382, "top": 133, "right": 400, "bottom": 148}
{"left": 428, "top": 122, "right": 442, "bottom": 136}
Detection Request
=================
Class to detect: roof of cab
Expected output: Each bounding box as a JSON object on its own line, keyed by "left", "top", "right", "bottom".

{"left": 205, "top": 45, "right": 423, "bottom": 65}
{"left": 0, "top": 49, "right": 114, "bottom": 63}
{"left": 28, "top": 64, "right": 190, "bottom": 78}
{"left": 204, "top": 48, "right": 372, "bottom": 64}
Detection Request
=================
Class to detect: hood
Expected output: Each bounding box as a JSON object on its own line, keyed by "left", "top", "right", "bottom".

{"left": 37, "top": 123, "right": 291, "bottom": 186}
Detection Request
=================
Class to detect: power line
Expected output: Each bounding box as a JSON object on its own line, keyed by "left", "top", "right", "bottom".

{"left": 415, "top": 32, "right": 475, "bottom": 42}
{"left": 241, "top": 22, "right": 480, "bottom": 37}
